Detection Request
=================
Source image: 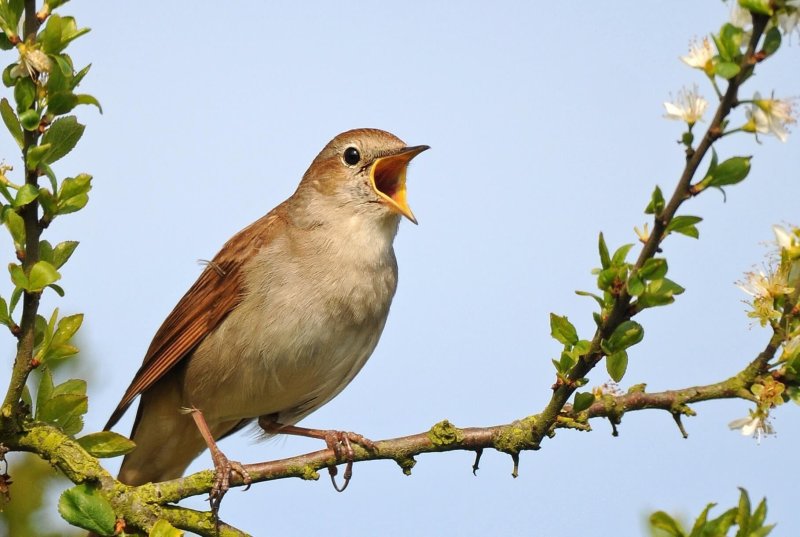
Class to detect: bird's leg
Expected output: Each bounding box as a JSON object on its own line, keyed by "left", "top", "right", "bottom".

{"left": 187, "top": 407, "right": 252, "bottom": 515}
{"left": 258, "top": 416, "right": 376, "bottom": 492}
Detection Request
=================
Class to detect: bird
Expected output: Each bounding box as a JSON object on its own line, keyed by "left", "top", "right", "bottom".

{"left": 104, "top": 128, "right": 428, "bottom": 501}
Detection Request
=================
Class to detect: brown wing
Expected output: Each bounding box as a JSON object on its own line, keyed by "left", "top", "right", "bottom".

{"left": 104, "top": 211, "right": 284, "bottom": 431}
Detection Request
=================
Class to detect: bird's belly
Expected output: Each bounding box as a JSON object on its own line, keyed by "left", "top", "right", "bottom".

{"left": 181, "top": 274, "right": 392, "bottom": 425}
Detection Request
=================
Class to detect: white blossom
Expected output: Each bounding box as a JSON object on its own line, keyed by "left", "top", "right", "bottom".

{"left": 663, "top": 86, "right": 708, "bottom": 125}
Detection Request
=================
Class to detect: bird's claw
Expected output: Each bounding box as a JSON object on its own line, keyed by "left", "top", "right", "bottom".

{"left": 323, "top": 430, "right": 376, "bottom": 492}
{"left": 208, "top": 451, "right": 251, "bottom": 516}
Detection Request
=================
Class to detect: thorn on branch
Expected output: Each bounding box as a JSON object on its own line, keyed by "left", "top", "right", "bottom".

{"left": 609, "top": 419, "right": 619, "bottom": 437}
{"left": 510, "top": 453, "right": 519, "bottom": 478}
{"left": 671, "top": 412, "right": 689, "bottom": 439}
{"left": 472, "top": 449, "right": 483, "bottom": 476}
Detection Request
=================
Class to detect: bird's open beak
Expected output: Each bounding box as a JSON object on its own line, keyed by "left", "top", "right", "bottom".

{"left": 370, "top": 145, "right": 429, "bottom": 224}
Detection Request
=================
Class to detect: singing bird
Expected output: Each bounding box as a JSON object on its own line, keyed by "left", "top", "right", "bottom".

{"left": 105, "top": 128, "right": 428, "bottom": 492}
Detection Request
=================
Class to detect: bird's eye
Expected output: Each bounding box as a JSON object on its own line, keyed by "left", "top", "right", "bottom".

{"left": 343, "top": 146, "right": 361, "bottom": 166}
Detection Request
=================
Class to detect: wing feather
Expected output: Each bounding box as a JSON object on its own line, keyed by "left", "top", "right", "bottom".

{"left": 104, "top": 211, "right": 283, "bottom": 430}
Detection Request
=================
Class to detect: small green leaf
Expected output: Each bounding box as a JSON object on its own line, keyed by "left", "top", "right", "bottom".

{"left": 37, "top": 392, "right": 87, "bottom": 435}
{"left": 611, "top": 243, "right": 634, "bottom": 267}
{"left": 35, "top": 366, "right": 54, "bottom": 418}
{"left": 39, "top": 12, "right": 63, "bottom": 54}
{"left": 708, "top": 156, "right": 751, "bottom": 188}
{"left": 26, "top": 143, "right": 52, "bottom": 169}
{"left": 4, "top": 208, "right": 25, "bottom": 250}
{"left": 761, "top": 27, "right": 781, "bottom": 57}
{"left": 13, "top": 183, "right": 39, "bottom": 207}
{"left": 46, "top": 91, "right": 78, "bottom": 115}
{"left": 739, "top": 0, "right": 773, "bottom": 15}
{"left": 8, "top": 262, "right": 27, "bottom": 289}
{"left": 19, "top": 108, "right": 40, "bottom": 130}
{"left": 52, "top": 240, "right": 79, "bottom": 268}
{"left": 598, "top": 232, "right": 610, "bottom": 269}
{"left": 736, "top": 487, "right": 752, "bottom": 535}
{"left": 713, "top": 60, "right": 741, "bottom": 80}
{"left": 688, "top": 503, "right": 716, "bottom": 537}
{"left": 9, "top": 286, "right": 22, "bottom": 312}
{"left": 52, "top": 378, "right": 86, "bottom": 397}
{"left": 626, "top": 273, "right": 645, "bottom": 296}
{"left": 77, "top": 431, "right": 136, "bottom": 458}
{"left": 150, "top": 519, "right": 185, "bottom": 537}
{"left": 13, "top": 76, "right": 35, "bottom": 112}
{"left": 606, "top": 350, "right": 628, "bottom": 382}
{"left": 714, "top": 23, "right": 744, "bottom": 62}
{"left": 59, "top": 173, "right": 92, "bottom": 200}
{"left": 52, "top": 313, "right": 83, "bottom": 346}
{"left": 645, "top": 185, "right": 665, "bottom": 216}
{"left": 28, "top": 260, "right": 61, "bottom": 291}
{"left": 41, "top": 115, "right": 85, "bottom": 164}
{"left": 0, "top": 97, "right": 22, "bottom": 148}
{"left": 602, "top": 320, "right": 644, "bottom": 354}
{"left": 550, "top": 313, "right": 578, "bottom": 346}
{"left": 575, "top": 289, "right": 604, "bottom": 308}
{"left": 58, "top": 484, "right": 116, "bottom": 535}
{"left": 638, "top": 258, "right": 668, "bottom": 281}
{"left": 75, "top": 93, "right": 102, "bottom": 113}
{"left": 572, "top": 391, "right": 595, "bottom": 413}
{"left": 650, "top": 511, "right": 685, "bottom": 537}
{"left": 665, "top": 215, "right": 702, "bottom": 239}
{"left": 0, "top": 296, "right": 9, "bottom": 326}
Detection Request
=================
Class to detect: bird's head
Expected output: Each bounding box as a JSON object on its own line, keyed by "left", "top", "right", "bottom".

{"left": 299, "top": 128, "right": 429, "bottom": 225}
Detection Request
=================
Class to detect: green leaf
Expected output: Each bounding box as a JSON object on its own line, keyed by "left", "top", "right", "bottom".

{"left": 58, "top": 173, "right": 92, "bottom": 201}
{"left": 39, "top": 187, "right": 57, "bottom": 218}
{"left": 739, "top": 0, "right": 773, "bottom": 15}
{"left": 688, "top": 503, "right": 716, "bottom": 537}
{"left": 52, "top": 378, "right": 86, "bottom": 397}
{"left": 611, "top": 243, "right": 634, "bottom": 266}
{"left": 708, "top": 156, "right": 751, "bottom": 188}
{"left": 637, "top": 278, "right": 685, "bottom": 310}
{"left": 638, "top": 258, "right": 668, "bottom": 281}
{"left": 26, "top": 143, "right": 52, "bottom": 169}
{"left": 39, "top": 13, "right": 64, "bottom": 54}
{"left": 37, "top": 392, "right": 87, "bottom": 435}
{"left": 150, "top": 519, "right": 184, "bottom": 537}
{"left": 650, "top": 511, "right": 685, "bottom": 537}
{"left": 736, "top": 487, "right": 751, "bottom": 536}
{"left": 9, "top": 286, "right": 22, "bottom": 313}
{"left": 19, "top": 108, "right": 40, "bottom": 131}
{"left": 72, "top": 63, "right": 91, "bottom": 89}
{"left": 35, "top": 366, "right": 54, "bottom": 418}
{"left": 550, "top": 313, "right": 578, "bottom": 346}
{"left": 572, "top": 391, "right": 595, "bottom": 413}
{"left": 28, "top": 260, "right": 61, "bottom": 291}
{"left": 705, "top": 508, "right": 737, "bottom": 536}
{"left": 46, "top": 91, "right": 78, "bottom": 115}
{"left": 626, "top": 272, "right": 645, "bottom": 296}
{"left": 714, "top": 60, "right": 741, "bottom": 80}
{"left": 13, "top": 76, "right": 35, "bottom": 112}
{"left": 714, "top": 23, "right": 744, "bottom": 62}
{"left": 13, "top": 183, "right": 39, "bottom": 208}
{"left": 761, "top": 27, "right": 781, "bottom": 58}
{"left": 751, "top": 497, "right": 767, "bottom": 529}
{"left": 0, "top": 296, "right": 9, "bottom": 326}
{"left": 8, "top": 262, "right": 27, "bottom": 289}
{"left": 0, "top": 97, "right": 22, "bottom": 148}
{"left": 606, "top": 350, "right": 628, "bottom": 382}
{"left": 574, "top": 289, "right": 604, "bottom": 308}
{"left": 645, "top": 185, "right": 665, "bottom": 216}
{"left": 602, "top": 320, "right": 644, "bottom": 354}
{"left": 75, "top": 93, "right": 102, "bottom": 113}
{"left": 77, "top": 431, "right": 136, "bottom": 458}
{"left": 4, "top": 208, "right": 25, "bottom": 250}
{"left": 52, "top": 313, "right": 82, "bottom": 346}
{"left": 52, "top": 240, "right": 79, "bottom": 268}
{"left": 41, "top": 115, "right": 85, "bottom": 164}
{"left": 665, "top": 215, "right": 702, "bottom": 239}
{"left": 58, "top": 484, "right": 116, "bottom": 535}
{"left": 598, "top": 232, "right": 610, "bottom": 269}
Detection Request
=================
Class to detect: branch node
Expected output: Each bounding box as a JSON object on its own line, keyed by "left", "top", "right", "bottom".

{"left": 395, "top": 456, "right": 416, "bottom": 476}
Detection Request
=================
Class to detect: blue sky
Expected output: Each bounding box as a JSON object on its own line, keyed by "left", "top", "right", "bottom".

{"left": 2, "top": 1, "right": 800, "bottom": 535}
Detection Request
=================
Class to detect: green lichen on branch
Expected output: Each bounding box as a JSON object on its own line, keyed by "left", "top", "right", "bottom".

{"left": 427, "top": 420, "right": 463, "bottom": 447}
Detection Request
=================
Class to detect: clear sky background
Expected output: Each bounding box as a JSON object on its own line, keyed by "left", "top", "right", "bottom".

{"left": 2, "top": 1, "right": 799, "bottom": 536}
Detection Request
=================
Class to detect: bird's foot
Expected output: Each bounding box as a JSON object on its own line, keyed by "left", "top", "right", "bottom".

{"left": 257, "top": 418, "right": 376, "bottom": 492}
{"left": 187, "top": 407, "right": 252, "bottom": 518}
{"left": 208, "top": 449, "right": 252, "bottom": 514}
